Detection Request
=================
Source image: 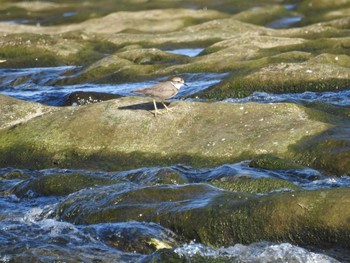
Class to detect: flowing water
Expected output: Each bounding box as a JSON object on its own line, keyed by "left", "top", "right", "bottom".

{"left": 1, "top": 63, "right": 350, "bottom": 107}
{"left": 0, "top": 65, "right": 229, "bottom": 106}
{"left": 0, "top": 164, "right": 348, "bottom": 262}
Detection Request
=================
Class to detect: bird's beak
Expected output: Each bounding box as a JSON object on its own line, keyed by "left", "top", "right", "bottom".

{"left": 184, "top": 83, "right": 188, "bottom": 86}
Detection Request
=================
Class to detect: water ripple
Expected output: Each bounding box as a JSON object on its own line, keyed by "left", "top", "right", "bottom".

{"left": 224, "top": 90, "right": 350, "bottom": 107}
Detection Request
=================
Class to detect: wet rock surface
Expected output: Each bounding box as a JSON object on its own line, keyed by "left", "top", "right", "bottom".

{"left": 0, "top": 94, "right": 334, "bottom": 173}
{"left": 1, "top": 1, "right": 350, "bottom": 262}
{"left": 52, "top": 182, "right": 350, "bottom": 250}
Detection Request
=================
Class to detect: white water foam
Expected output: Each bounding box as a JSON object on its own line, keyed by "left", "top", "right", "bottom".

{"left": 174, "top": 242, "right": 340, "bottom": 263}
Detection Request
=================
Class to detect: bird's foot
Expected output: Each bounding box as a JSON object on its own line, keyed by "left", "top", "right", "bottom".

{"left": 153, "top": 110, "right": 163, "bottom": 117}
{"left": 162, "top": 103, "right": 173, "bottom": 113}
{"left": 165, "top": 107, "right": 173, "bottom": 113}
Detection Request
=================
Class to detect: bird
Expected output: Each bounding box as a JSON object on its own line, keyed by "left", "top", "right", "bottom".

{"left": 132, "top": 77, "right": 187, "bottom": 116}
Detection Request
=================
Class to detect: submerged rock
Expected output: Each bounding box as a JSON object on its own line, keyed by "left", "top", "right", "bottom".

{"left": 52, "top": 182, "right": 350, "bottom": 250}
{"left": 87, "top": 222, "right": 179, "bottom": 254}
{"left": 9, "top": 173, "right": 118, "bottom": 197}
{"left": 115, "top": 167, "right": 189, "bottom": 186}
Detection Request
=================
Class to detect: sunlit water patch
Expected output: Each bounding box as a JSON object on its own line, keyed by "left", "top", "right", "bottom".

{"left": 264, "top": 4, "right": 302, "bottom": 29}
{"left": 0, "top": 20, "right": 33, "bottom": 25}
{"left": 284, "top": 4, "right": 297, "bottom": 11}
{"left": 174, "top": 242, "right": 339, "bottom": 263}
{"left": 63, "top": 11, "right": 78, "bottom": 17}
{"left": 0, "top": 219, "right": 144, "bottom": 262}
{"left": 171, "top": 163, "right": 350, "bottom": 190}
{"left": 0, "top": 66, "right": 78, "bottom": 86}
{"left": 267, "top": 16, "right": 303, "bottom": 28}
{"left": 164, "top": 48, "right": 204, "bottom": 57}
{"left": 224, "top": 90, "right": 350, "bottom": 107}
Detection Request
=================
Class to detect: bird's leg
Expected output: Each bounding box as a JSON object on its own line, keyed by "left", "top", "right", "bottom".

{"left": 153, "top": 99, "right": 162, "bottom": 117}
{"left": 161, "top": 101, "right": 173, "bottom": 113}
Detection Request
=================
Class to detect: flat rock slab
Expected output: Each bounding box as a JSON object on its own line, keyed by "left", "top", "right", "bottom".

{"left": 0, "top": 94, "right": 329, "bottom": 170}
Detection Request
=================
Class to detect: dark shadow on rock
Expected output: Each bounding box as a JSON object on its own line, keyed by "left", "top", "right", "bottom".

{"left": 118, "top": 102, "right": 171, "bottom": 111}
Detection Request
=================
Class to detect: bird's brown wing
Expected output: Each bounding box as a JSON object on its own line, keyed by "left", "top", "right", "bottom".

{"left": 133, "top": 82, "right": 178, "bottom": 99}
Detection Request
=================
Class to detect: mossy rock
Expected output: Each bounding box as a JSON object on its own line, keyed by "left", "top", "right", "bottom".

{"left": 198, "top": 58, "right": 350, "bottom": 99}
{"left": 210, "top": 176, "right": 299, "bottom": 194}
{"left": 248, "top": 155, "right": 305, "bottom": 170}
{"left": 0, "top": 94, "right": 57, "bottom": 130}
{"left": 93, "top": 222, "right": 179, "bottom": 255}
{"left": 53, "top": 183, "right": 350, "bottom": 249}
{"left": 0, "top": 170, "right": 29, "bottom": 180}
{"left": 10, "top": 173, "right": 118, "bottom": 197}
{"left": 153, "top": 168, "right": 189, "bottom": 185}
{"left": 0, "top": 95, "right": 331, "bottom": 172}
{"left": 116, "top": 48, "right": 190, "bottom": 65}
{"left": 304, "top": 101, "right": 350, "bottom": 122}
{"left": 290, "top": 131, "right": 350, "bottom": 176}
{"left": 0, "top": 46, "right": 64, "bottom": 68}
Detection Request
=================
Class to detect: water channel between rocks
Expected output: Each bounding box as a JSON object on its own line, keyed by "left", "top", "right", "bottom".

{"left": 1, "top": 62, "right": 350, "bottom": 108}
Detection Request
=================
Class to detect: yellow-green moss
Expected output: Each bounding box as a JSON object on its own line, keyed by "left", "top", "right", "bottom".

{"left": 210, "top": 176, "right": 299, "bottom": 194}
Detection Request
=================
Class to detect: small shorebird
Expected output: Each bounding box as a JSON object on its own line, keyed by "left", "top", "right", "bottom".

{"left": 132, "top": 77, "right": 187, "bottom": 116}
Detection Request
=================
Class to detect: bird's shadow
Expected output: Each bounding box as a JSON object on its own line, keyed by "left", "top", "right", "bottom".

{"left": 118, "top": 102, "right": 171, "bottom": 111}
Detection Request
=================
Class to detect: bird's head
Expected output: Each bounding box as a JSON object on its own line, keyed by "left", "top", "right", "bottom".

{"left": 170, "top": 77, "right": 188, "bottom": 89}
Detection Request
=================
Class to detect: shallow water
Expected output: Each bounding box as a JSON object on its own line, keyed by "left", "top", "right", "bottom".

{"left": 1, "top": 64, "right": 350, "bottom": 108}
{"left": 267, "top": 15, "right": 303, "bottom": 29}
{"left": 164, "top": 48, "right": 204, "bottom": 57}
{"left": 225, "top": 90, "right": 350, "bottom": 107}
{"left": 175, "top": 242, "right": 339, "bottom": 263}
{"left": 0, "top": 164, "right": 346, "bottom": 262}
{"left": 0, "top": 65, "right": 229, "bottom": 106}
{"left": 172, "top": 162, "right": 350, "bottom": 190}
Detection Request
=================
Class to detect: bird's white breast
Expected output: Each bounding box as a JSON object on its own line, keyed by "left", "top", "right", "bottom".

{"left": 170, "top": 82, "right": 183, "bottom": 90}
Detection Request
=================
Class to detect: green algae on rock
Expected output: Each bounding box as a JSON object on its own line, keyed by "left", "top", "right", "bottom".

{"left": 0, "top": 95, "right": 330, "bottom": 172}
{"left": 52, "top": 182, "right": 350, "bottom": 249}
{"left": 0, "top": 94, "right": 57, "bottom": 130}
{"left": 248, "top": 155, "right": 306, "bottom": 170}
{"left": 290, "top": 127, "right": 350, "bottom": 176}
{"left": 94, "top": 222, "right": 179, "bottom": 254}
{"left": 210, "top": 176, "right": 299, "bottom": 194}
{"left": 8, "top": 173, "right": 118, "bottom": 197}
